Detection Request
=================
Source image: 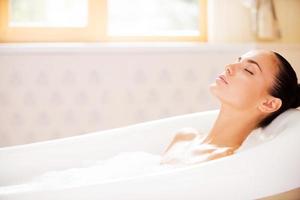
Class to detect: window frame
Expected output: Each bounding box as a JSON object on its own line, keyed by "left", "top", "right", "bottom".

{"left": 0, "top": 0, "right": 207, "bottom": 42}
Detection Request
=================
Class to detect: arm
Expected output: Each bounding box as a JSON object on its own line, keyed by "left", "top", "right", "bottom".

{"left": 205, "top": 147, "right": 234, "bottom": 161}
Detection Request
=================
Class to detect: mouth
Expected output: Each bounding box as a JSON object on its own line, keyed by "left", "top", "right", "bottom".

{"left": 217, "top": 75, "right": 228, "bottom": 84}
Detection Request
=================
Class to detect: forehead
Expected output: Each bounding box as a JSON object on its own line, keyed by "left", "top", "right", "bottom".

{"left": 242, "top": 50, "right": 278, "bottom": 67}
{"left": 242, "top": 50, "right": 279, "bottom": 72}
{"left": 242, "top": 50, "right": 280, "bottom": 88}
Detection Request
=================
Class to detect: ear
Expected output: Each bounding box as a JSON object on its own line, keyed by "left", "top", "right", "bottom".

{"left": 258, "top": 96, "right": 282, "bottom": 114}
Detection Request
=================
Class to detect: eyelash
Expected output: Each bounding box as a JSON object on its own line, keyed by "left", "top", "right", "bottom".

{"left": 244, "top": 68, "right": 254, "bottom": 75}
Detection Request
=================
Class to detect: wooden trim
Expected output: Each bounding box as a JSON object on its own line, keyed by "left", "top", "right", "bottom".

{"left": 0, "top": 0, "right": 9, "bottom": 42}
{"left": 105, "top": 36, "right": 204, "bottom": 42}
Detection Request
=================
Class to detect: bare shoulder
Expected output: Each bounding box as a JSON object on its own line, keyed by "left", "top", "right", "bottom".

{"left": 161, "top": 127, "right": 204, "bottom": 156}
{"left": 173, "top": 127, "right": 202, "bottom": 141}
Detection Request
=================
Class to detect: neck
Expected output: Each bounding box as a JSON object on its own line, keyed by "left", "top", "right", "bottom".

{"left": 202, "top": 104, "right": 260, "bottom": 151}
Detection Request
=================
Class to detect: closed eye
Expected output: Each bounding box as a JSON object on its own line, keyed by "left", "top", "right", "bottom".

{"left": 244, "top": 68, "right": 254, "bottom": 75}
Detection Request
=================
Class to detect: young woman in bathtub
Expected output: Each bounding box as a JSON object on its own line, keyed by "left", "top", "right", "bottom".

{"left": 160, "top": 49, "right": 300, "bottom": 165}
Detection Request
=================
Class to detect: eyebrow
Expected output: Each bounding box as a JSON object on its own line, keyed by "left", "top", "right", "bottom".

{"left": 238, "top": 56, "right": 262, "bottom": 72}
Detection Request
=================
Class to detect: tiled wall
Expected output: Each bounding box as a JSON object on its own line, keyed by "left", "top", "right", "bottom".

{"left": 0, "top": 43, "right": 299, "bottom": 147}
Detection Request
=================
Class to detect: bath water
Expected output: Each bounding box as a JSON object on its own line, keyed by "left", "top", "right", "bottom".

{"left": 0, "top": 151, "right": 180, "bottom": 194}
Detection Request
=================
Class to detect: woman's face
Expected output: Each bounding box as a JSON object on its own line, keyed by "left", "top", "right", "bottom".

{"left": 210, "top": 50, "right": 279, "bottom": 110}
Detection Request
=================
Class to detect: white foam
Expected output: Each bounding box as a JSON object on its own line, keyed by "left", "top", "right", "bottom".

{"left": 0, "top": 152, "right": 180, "bottom": 194}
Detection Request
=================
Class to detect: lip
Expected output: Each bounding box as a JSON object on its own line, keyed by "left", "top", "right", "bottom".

{"left": 217, "top": 75, "right": 228, "bottom": 84}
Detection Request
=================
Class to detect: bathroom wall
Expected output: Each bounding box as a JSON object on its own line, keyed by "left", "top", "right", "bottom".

{"left": 208, "top": 0, "right": 300, "bottom": 43}
{"left": 0, "top": 43, "right": 300, "bottom": 147}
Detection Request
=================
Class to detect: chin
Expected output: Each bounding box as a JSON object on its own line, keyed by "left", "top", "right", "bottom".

{"left": 209, "top": 83, "right": 221, "bottom": 98}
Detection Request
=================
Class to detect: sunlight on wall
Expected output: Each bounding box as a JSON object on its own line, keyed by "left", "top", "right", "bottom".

{"left": 208, "top": 0, "right": 300, "bottom": 43}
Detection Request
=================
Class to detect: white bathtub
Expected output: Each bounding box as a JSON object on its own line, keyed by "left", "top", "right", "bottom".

{"left": 0, "top": 109, "right": 300, "bottom": 200}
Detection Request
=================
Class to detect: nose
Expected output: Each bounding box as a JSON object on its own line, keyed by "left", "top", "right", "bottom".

{"left": 225, "top": 63, "right": 237, "bottom": 76}
{"left": 225, "top": 64, "right": 233, "bottom": 76}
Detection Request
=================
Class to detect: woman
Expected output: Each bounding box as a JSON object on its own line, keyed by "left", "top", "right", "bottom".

{"left": 160, "top": 49, "right": 300, "bottom": 165}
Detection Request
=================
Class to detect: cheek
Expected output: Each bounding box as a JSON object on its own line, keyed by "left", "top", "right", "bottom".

{"left": 210, "top": 80, "right": 263, "bottom": 109}
{"left": 230, "top": 82, "right": 263, "bottom": 108}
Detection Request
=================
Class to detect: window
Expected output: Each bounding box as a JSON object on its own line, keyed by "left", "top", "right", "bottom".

{"left": 10, "top": 0, "right": 88, "bottom": 27}
{"left": 108, "top": 0, "right": 200, "bottom": 36}
{"left": 0, "top": 0, "right": 207, "bottom": 42}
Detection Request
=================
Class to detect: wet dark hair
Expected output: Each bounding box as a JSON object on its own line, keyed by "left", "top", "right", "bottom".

{"left": 257, "top": 51, "right": 300, "bottom": 128}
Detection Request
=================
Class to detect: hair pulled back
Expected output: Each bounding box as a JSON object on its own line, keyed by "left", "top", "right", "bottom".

{"left": 258, "top": 51, "right": 300, "bottom": 128}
